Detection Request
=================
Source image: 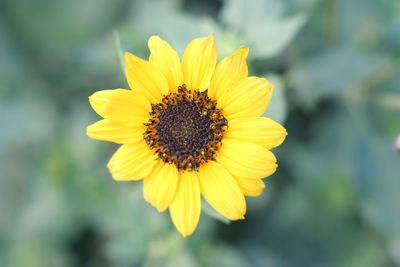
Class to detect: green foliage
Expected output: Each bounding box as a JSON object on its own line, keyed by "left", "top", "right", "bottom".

{"left": 1, "top": 0, "right": 399, "bottom": 266}
{"left": 221, "top": 0, "right": 306, "bottom": 58}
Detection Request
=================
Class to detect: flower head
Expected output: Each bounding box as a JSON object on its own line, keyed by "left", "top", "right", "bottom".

{"left": 87, "top": 35, "right": 287, "bottom": 237}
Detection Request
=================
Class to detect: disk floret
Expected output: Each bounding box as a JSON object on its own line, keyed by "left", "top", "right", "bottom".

{"left": 144, "top": 85, "right": 227, "bottom": 171}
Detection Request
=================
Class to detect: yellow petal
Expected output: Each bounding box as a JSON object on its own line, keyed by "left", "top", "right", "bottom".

{"left": 148, "top": 36, "right": 183, "bottom": 93}
{"left": 143, "top": 161, "right": 179, "bottom": 212}
{"left": 225, "top": 117, "right": 287, "bottom": 149}
{"left": 107, "top": 141, "right": 157, "bottom": 181}
{"left": 169, "top": 171, "right": 201, "bottom": 237}
{"left": 198, "top": 161, "right": 246, "bottom": 220}
{"left": 216, "top": 139, "right": 277, "bottom": 179}
{"left": 182, "top": 35, "right": 217, "bottom": 91}
{"left": 87, "top": 119, "right": 145, "bottom": 144}
{"left": 235, "top": 177, "right": 265, "bottom": 197}
{"left": 208, "top": 47, "right": 249, "bottom": 100}
{"left": 89, "top": 89, "right": 150, "bottom": 125}
{"left": 125, "top": 52, "right": 169, "bottom": 103}
{"left": 217, "top": 77, "right": 274, "bottom": 121}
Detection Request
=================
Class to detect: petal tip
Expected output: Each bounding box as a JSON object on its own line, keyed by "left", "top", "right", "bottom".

{"left": 179, "top": 229, "right": 192, "bottom": 238}
{"left": 156, "top": 206, "right": 167, "bottom": 213}
{"left": 149, "top": 35, "right": 161, "bottom": 41}
{"left": 148, "top": 35, "right": 162, "bottom": 48}
{"left": 124, "top": 51, "right": 132, "bottom": 61}
{"left": 124, "top": 52, "right": 143, "bottom": 67}
{"left": 86, "top": 124, "right": 94, "bottom": 137}
{"left": 239, "top": 47, "right": 249, "bottom": 58}
{"left": 205, "top": 34, "right": 216, "bottom": 46}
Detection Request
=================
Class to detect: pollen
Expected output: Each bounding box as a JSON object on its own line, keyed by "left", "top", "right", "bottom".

{"left": 143, "top": 85, "right": 228, "bottom": 171}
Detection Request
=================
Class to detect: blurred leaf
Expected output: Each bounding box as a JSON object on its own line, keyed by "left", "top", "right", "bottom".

{"left": 221, "top": 0, "right": 306, "bottom": 58}
{"left": 164, "top": 252, "right": 199, "bottom": 267}
{"left": 8, "top": 240, "right": 69, "bottom": 267}
{"left": 241, "top": 244, "right": 284, "bottom": 267}
{"left": 200, "top": 243, "right": 250, "bottom": 267}
{"left": 355, "top": 136, "right": 400, "bottom": 239}
{"left": 375, "top": 94, "right": 400, "bottom": 111}
{"left": 2, "top": 0, "right": 126, "bottom": 55}
{"left": 113, "top": 30, "right": 127, "bottom": 72}
{"left": 338, "top": 0, "right": 387, "bottom": 47}
{"left": 389, "top": 238, "right": 400, "bottom": 266}
{"left": 0, "top": 99, "right": 55, "bottom": 151}
{"left": 289, "top": 48, "right": 390, "bottom": 109}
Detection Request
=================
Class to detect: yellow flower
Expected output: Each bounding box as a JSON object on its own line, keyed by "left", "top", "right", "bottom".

{"left": 87, "top": 35, "right": 287, "bottom": 237}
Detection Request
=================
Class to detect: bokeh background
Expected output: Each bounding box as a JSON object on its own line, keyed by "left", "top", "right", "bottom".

{"left": 1, "top": 0, "right": 400, "bottom": 266}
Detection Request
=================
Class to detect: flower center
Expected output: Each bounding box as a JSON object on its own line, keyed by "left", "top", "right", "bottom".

{"left": 143, "top": 85, "right": 227, "bottom": 171}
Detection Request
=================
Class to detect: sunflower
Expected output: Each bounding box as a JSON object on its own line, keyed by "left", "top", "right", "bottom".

{"left": 87, "top": 35, "right": 287, "bottom": 237}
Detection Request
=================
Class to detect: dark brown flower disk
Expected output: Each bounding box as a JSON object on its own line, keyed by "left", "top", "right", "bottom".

{"left": 143, "top": 85, "right": 228, "bottom": 171}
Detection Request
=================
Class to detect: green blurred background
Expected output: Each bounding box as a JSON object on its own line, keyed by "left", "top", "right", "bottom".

{"left": 1, "top": 0, "right": 400, "bottom": 266}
